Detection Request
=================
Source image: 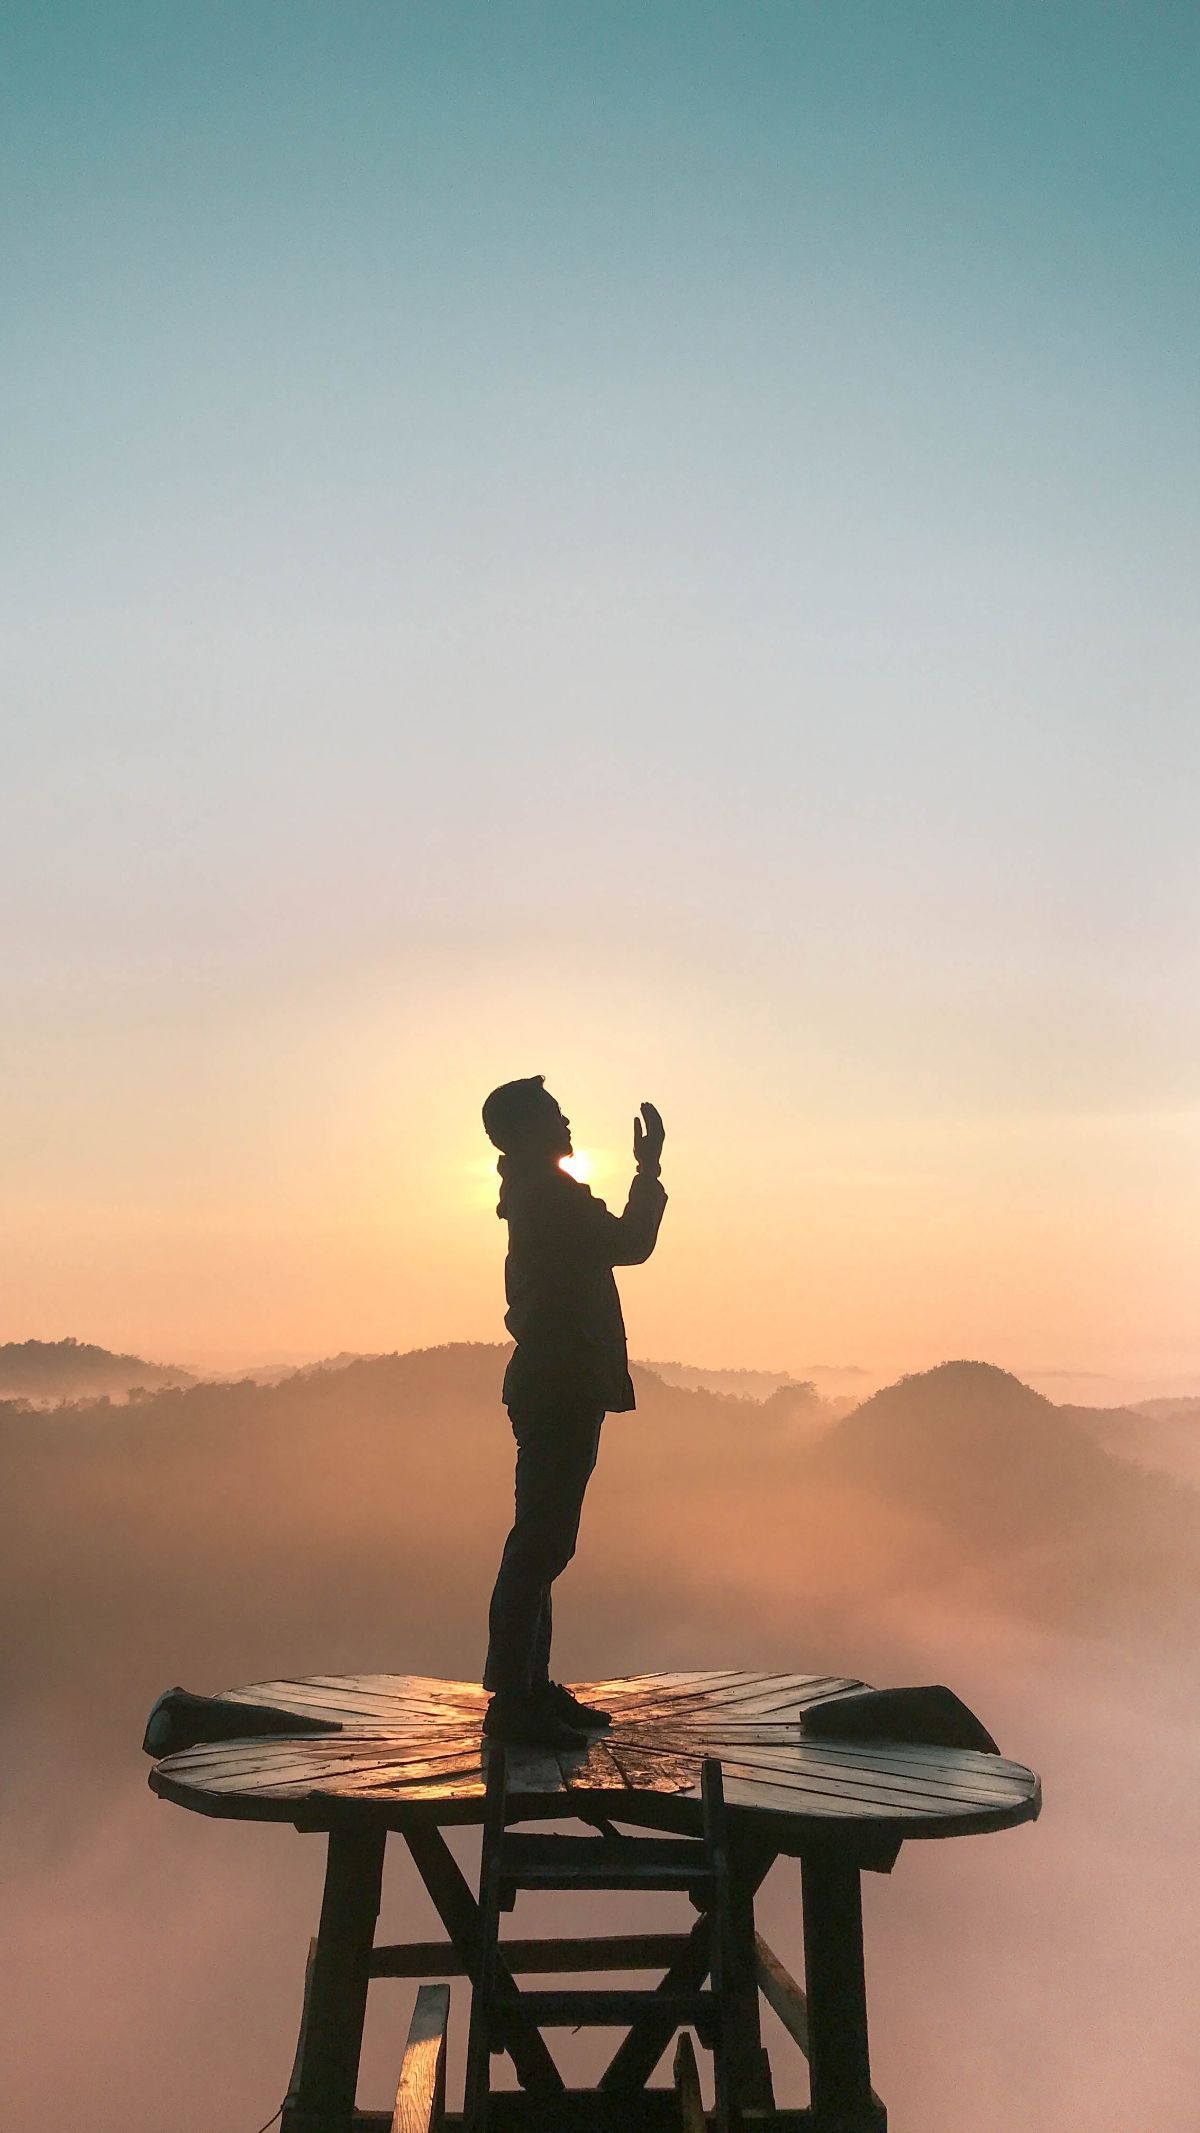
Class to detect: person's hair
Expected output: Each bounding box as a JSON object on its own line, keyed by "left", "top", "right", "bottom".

{"left": 481, "top": 1075, "right": 550, "bottom": 1153}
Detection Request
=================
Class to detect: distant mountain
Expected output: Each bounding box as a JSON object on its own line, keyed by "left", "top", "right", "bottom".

{"left": 644, "top": 1360, "right": 816, "bottom": 1399}
{"left": 201, "top": 1351, "right": 379, "bottom": 1388}
{"left": 0, "top": 1337, "right": 196, "bottom": 1404}
{"left": 1074, "top": 1396, "right": 1200, "bottom": 1490}
{"left": 643, "top": 1359, "right": 869, "bottom": 1411}
{"left": 6, "top": 1344, "right": 1199, "bottom": 1661}
{"left": 809, "top": 1361, "right": 1116, "bottom": 1516}
{"left": 804, "top": 1359, "right": 1200, "bottom": 1633}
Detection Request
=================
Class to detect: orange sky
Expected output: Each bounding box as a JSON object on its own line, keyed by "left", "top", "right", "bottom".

{"left": 5, "top": 6, "right": 1198, "bottom": 1397}
{"left": 4, "top": 953, "right": 1197, "bottom": 1396}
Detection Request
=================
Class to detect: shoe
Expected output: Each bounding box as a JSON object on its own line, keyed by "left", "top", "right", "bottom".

{"left": 482, "top": 1693, "right": 590, "bottom": 1749}
{"left": 538, "top": 1681, "right": 612, "bottom": 1731}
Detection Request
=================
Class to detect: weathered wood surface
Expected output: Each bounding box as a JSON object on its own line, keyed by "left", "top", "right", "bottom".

{"left": 148, "top": 1670, "right": 1040, "bottom": 1846}
{"left": 391, "top": 1983, "right": 448, "bottom": 2133}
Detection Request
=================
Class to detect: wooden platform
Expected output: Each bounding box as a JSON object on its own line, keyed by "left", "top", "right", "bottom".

{"left": 148, "top": 1671, "right": 1041, "bottom": 2131}
{"left": 148, "top": 1669, "right": 1041, "bottom": 1847}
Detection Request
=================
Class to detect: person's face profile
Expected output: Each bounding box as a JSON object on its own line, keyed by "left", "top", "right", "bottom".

{"left": 541, "top": 1091, "right": 573, "bottom": 1157}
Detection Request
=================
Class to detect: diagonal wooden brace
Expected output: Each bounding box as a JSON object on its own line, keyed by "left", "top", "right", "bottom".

{"left": 401, "top": 1821, "right": 563, "bottom": 2097}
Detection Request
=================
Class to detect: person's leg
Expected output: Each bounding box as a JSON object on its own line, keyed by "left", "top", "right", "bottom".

{"left": 484, "top": 1403, "right": 603, "bottom": 1702}
{"left": 527, "top": 1409, "right": 601, "bottom": 1690}
{"left": 531, "top": 1586, "right": 553, "bottom": 1695}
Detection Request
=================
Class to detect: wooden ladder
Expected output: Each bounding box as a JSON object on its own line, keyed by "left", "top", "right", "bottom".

{"left": 463, "top": 1747, "right": 735, "bottom": 2132}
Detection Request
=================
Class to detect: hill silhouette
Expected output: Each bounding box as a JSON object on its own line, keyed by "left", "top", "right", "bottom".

{"left": 5, "top": 1340, "right": 1200, "bottom": 2133}
{"left": 810, "top": 1360, "right": 1119, "bottom": 1521}
{"left": 1072, "top": 1394, "right": 1200, "bottom": 1491}
{"left": 803, "top": 1358, "right": 1200, "bottom": 1634}
{"left": 0, "top": 1336, "right": 196, "bottom": 1404}
{"left": 6, "top": 1345, "right": 1198, "bottom": 1718}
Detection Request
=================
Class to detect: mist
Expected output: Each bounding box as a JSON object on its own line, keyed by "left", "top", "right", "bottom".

{"left": 3, "top": 1345, "right": 1198, "bottom": 2129}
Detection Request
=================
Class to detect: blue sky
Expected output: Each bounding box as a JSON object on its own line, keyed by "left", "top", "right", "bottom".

{"left": 2, "top": 4, "right": 1197, "bottom": 1375}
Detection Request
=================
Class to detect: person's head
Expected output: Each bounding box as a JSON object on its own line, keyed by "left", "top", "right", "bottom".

{"left": 481, "top": 1075, "right": 572, "bottom": 1162}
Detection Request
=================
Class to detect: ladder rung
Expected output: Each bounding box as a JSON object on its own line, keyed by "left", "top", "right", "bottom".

{"left": 370, "top": 1931, "right": 696, "bottom": 1978}
{"left": 501, "top": 1988, "right": 718, "bottom": 2027}
{"left": 497, "top": 1834, "right": 714, "bottom": 1891}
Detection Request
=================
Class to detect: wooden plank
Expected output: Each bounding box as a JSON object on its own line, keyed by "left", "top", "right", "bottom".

{"left": 188, "top": 1755, "right": 426, "bottom": 1794}
{"left": 718, "top": 1775, "right": 931, "bottom": 1822}
{"left": 787, "top": 1738, "right": 1032, "bottom": 1781}
{"left": 391, "top": 1983, "right": 448, "bottom": 2133}
{"left": 707, "top": 1750, "right": 1027, "bottom": 1809}
{"left": 281, "top": 1936, "right": 319, "bottom": 2130}
{"left": 602, "top": 1743, "right": 702, "bottom": 1795}
{"left": 754, "top": 1933, "right": 809, "bottom": 2058}
{"left": 512, "top": 1987, "right": 718, "bottom": 2026}
{"left": 500, "top": 1748, "right": 568, "bottom": 1796}
{"left": 159, "top": 1670, "right": 1039, "bottom": 1849}
{"left": 174, "top": 1738, "right": 486, "bottom": 1798}
{"left": 714, "top": 1754, "right": 1024, "bottom": 1810}
{"left": 580, "top": 1669, "right": 753, "bottom": 1696}
{"left": 556, "top": 1740, "right": 631, "bottom": 1792}
{"left": 370, "top": 1933, "right": 695, "bottom": 1979}
{"left": 229, "top": 1682, "right": 414, "bottom": 1717}
{"left": 629, "top": 1675, "right": 810, "bottom": 1717}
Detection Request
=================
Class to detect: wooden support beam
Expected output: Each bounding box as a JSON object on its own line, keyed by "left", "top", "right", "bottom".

{"left": 504, "top": 1987, "right": 718, "bottom": 2028}
{"left": 755, "top": 1931, "right": 887, "bottom": 2123}
{"left": 726, "top": 1837, "right": 777, "bottom": 2112}
{"left": 282, "top": 1937, "right": 319, "bottom": 2124}
{"left": 282, "top": 1825, "right": 386, "bottom": 2133}
{"left": 402, "top": 1821, "right": 562, "bottom": 2098}
{"left": 597, "top": 1912, "right": 712, "bottom": 2091}
{"left": 673, "top": 2032, "right": 706, "bottom": 2133}
{"left": 755, "top": 1932, "right": 809, "bottom": 2058}
{"left": 392, "top": 1983, "right": 449, "bottom": 2133}
{"left": 371, "top": 1933, "right": 694, "bottom": 1979}
{"left": 800, "top": 1852, "right": 887, "bottom": 2132}
{"left": 599, "top": 1846, "right": 775, "bottom": 2095}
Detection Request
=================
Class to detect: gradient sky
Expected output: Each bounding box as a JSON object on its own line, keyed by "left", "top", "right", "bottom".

{"left": 3, "top": 3, "right": 1197, "bottom": 1386}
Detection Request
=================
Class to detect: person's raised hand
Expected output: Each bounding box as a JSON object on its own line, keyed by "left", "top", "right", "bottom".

{"left": 633, "top": 1101, "right": 665, "bottom": 1173}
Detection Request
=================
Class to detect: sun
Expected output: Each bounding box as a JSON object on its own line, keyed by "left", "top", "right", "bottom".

{"left": 559, "top": 1151, "right": 593, "bottom": 1183}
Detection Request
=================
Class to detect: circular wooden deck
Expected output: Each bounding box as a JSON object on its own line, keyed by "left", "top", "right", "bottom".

{"left": 148, "top": 1670, "right": 1041, "bottom": 1849}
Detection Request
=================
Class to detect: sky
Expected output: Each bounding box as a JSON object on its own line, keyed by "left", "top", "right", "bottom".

{"left": 2, "top": 2, "right": 1197, "bottom": 1386}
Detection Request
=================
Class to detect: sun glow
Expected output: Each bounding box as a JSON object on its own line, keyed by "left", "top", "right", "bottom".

{"left": 559, "top": 1151, "right": 593, "bottom": 1183}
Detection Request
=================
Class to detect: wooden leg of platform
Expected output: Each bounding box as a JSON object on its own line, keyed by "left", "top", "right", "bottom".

{"left": 282, "top": 1824, "right": 387, "bottom": 2133}
{"left": 726, "top": 1836, "right": 776, "bottom": 2112}
{"left": 799, "top": 1851, "right": 886, "bottom": 2133}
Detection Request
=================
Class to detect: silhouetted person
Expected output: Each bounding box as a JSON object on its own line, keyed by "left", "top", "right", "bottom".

{"left": 480, "top": 1077, "right": 667, "bottom": 1746}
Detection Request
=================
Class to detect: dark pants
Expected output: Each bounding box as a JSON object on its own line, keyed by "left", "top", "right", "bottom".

{"left": 484, "top": 1400, "right": 604, "bottom": 1699}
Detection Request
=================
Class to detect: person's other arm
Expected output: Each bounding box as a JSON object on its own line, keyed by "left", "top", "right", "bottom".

{"left": 584, "top": 1102, "right": 667, "bottom": 1266}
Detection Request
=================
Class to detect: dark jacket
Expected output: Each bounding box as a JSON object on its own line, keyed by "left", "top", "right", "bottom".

{"left": 497, "top": 1162, "right": 667, "bottom": 1413}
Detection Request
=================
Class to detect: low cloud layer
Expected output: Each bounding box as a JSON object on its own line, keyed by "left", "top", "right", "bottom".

{"left": 3, "top": 1346, "right": 1198, "bottom": 2129}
